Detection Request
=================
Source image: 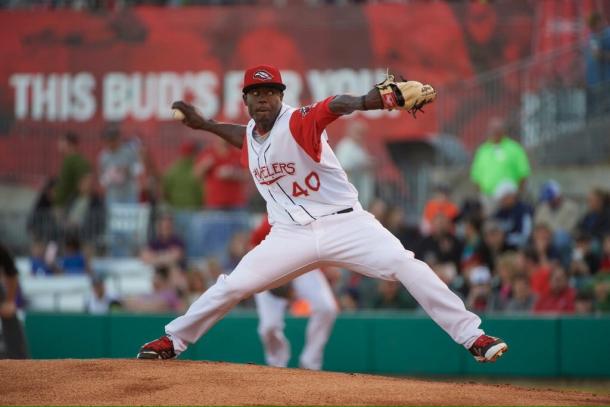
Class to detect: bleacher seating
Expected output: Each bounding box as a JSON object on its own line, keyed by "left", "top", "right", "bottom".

{"left": 17, "top": 257, "right": 154, "bottom": 312}
{"left": 19, "top": 275, "right": 90, "bottom": 312}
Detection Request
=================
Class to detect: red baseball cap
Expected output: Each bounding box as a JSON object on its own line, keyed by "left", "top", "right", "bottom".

{"left": 242, "top": 65, "right": 286, "bottom": 93}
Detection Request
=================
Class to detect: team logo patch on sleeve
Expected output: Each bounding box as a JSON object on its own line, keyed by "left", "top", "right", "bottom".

{"left": 299, "top": 103, "right": 317, "bottom": 117}
{"left": 253, "top": 70, "right": 273, "bottom": 81}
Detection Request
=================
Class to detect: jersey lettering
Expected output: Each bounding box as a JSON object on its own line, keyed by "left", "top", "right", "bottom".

{"left": 292, "top": 181, "right": 309, "bottom": 197}
{"left": 292, "top": 171, "right": 320, "bottom": 197}
{"left": 253, "top": 162, "right": 296, "bottom": 185}
{"left": 305, "top": 171, "right": 320, "bottom": 191}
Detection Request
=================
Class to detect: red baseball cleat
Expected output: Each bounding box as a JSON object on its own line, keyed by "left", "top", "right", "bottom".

{"left": 137, "top": 335, "right": 176, "bottom": 360}
{"left": 469, "top": 335, "right": 508, "bottom": 362}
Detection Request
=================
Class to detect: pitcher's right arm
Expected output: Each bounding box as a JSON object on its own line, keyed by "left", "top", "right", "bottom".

{"left": 172, "top": 101, "right": 246, "bottom": 149}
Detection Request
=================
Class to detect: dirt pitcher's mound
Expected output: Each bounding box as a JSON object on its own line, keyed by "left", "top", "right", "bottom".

{"left": 0, "top": 359, "right": 608, "bottom": 406}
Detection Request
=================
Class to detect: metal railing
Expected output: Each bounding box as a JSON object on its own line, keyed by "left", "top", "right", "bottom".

{"left": 435, "top": 40, "right": 610, "bottom": 164}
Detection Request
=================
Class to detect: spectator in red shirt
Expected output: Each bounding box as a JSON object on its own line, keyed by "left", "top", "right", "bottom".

{"left": 522, "top": 247, "right": 553, "bottom": 297}
{"left": 194, "top": 139, "right": 249, "bottom": 209}
{"left": 534, "top": 265, "right": 575, "bottom": 314}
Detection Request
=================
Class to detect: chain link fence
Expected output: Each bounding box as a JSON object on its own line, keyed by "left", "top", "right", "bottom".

{"left": 436, "top": 41, "right": 610, "bottom": 163}
{"left": 3, "top": 41, "right": 610, "bottom": 252}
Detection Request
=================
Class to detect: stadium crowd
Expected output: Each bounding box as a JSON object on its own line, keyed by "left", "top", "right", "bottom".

{"left": 9, "top": 6, "right": 610, "bottom": 314}
{"left": 16, "top": 115, "right": 610, "bottom": 317}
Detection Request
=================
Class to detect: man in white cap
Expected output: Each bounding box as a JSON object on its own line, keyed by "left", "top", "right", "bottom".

{"left": 534, "top": 180, "right": 580, "bottom": 265}
{"left": 534, "top": 180, "right": 579, "bottom": 238}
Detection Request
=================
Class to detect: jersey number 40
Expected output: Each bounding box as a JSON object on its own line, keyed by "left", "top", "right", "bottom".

{"left": 292, "top": 171, "right": 320, "bottom": 197}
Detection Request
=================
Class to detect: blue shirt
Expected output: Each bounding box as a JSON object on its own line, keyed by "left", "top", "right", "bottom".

{"left": 494, "top": 202, "right": 533, "bottom": 249}
{"left": 60, "top": 254, "right": 87, "bottom": 275}
{"left": 586, "top": 27, "right": 610, "bottom": 85}
{"left": 31, "top": 257, "right": 54, "bottom": 276}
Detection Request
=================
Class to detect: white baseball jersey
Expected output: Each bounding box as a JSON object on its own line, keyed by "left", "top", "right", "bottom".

{"left": 241, "top": 97, "right": 359, "bottom": 226}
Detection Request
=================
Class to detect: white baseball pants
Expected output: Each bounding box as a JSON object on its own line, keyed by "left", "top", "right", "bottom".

{"left": 254, "top": 269, "right": 338, "bottom": 370}
{"left": 166, "top": 208, "right": 483, "bottom": 355}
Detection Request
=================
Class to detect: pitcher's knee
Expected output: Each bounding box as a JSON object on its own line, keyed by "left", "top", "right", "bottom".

{"left": 312, "top": 300, "right": 338, "bottom": 321}
{"left": 258, "top": 324, "right": 283, "bottom": 340}
{"left": 380, "top": 251, "right": 411, "bottom": 275}
{"left": 385, "top": 251, "right": 430, "bottom": 281}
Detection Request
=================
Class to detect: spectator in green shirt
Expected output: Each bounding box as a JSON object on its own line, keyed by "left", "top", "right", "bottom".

{"left": 54, "top": 132, "right": 91, "bottom": 209}
{"left": 162, "top": 141, "right": 203, "bottom": 210}
{"left": 470, "top": 118, "right": 531, "bottom": 198}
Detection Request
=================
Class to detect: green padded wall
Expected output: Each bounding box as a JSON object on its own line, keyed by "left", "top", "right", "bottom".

{"left": 26, "top": 313, "right": 110, "bottom": 358}
{"left": 559, "top": 317, "right": 610, "bottom": 377}
{"left": 193, "top": 315, "right": 264, "bottom": 364}
{"left": 323, "top": 315, "right": 373, "bottom": 372}
{"left": 23, "top": 312, "right": 610, "bottom": 377}
{"left": 369, "top": 314, "right": 461, "bottom": 375}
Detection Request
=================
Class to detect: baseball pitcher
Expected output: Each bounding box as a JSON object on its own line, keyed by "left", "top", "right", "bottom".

{"left": 137, "top": 65, "right": 508, "bottom": 364}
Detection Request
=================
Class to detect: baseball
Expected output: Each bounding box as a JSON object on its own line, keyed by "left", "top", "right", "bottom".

{"left": 171, "top": 108, "right": 185, "bottom": 121}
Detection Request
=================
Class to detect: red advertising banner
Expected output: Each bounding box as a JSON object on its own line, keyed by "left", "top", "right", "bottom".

{"left": 0, "top": 1, "right": 603, "bottom": 182}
